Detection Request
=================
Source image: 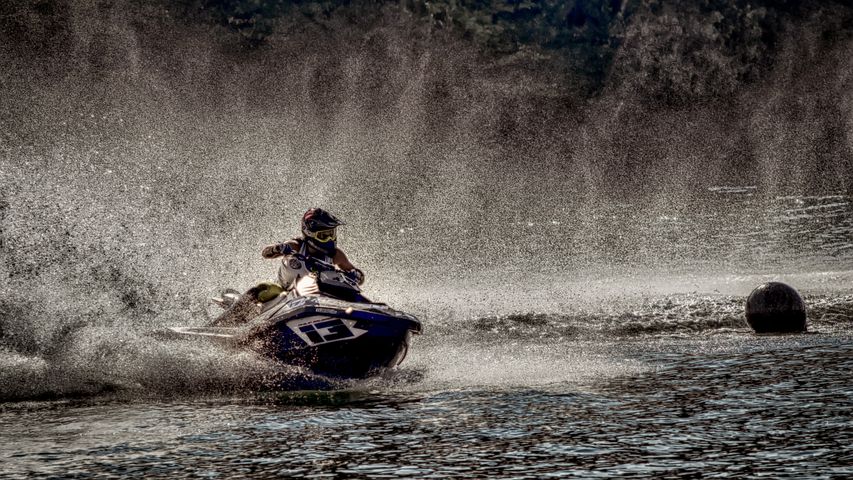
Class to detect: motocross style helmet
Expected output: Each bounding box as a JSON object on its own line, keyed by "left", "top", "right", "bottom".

{"left": 301, "top": 208, "right": 344, "bottom": 254}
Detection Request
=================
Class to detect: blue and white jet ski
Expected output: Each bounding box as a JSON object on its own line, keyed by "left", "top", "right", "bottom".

{"left": 167, "top": 254, "right": 422, "bottom": 379}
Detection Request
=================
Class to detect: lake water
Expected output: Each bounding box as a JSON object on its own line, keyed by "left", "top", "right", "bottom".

{"left": 1, "top": 193, "right": 851, "bottom": 478}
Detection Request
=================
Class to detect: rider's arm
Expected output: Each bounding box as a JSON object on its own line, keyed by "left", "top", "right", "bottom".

{"left": 261, "top": 239, "right": 300, "bottom": 259}
{"left": 333, "top": 248, "right": 365, "bottom": 285}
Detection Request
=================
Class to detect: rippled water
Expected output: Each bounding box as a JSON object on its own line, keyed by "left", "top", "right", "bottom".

{"left": 1, "top": 193, "right": 852, "bottom": 478}
{"left": 1, "top": 336, "right": 850, "bottom": 478}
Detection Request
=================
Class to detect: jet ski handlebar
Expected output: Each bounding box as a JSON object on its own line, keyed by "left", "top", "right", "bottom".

{"left": 290, "top": 252, "right": 363, "bottom": 293}
{"left": 291, "top": 252, "right": 337, "bottom": 273}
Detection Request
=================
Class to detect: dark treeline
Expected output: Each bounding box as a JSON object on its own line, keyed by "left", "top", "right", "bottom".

{"left": 4, "top": 0, "right": 853, "bottom": 106}
{"left": 2, "top": 0, "right": 852, "bottom": 200}
{"left": 179, "top": 0, "right": 853, "bottom": 105}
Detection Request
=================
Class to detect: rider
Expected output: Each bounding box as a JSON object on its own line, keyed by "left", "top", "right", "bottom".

{"left": 212, "top": 208, "right": 364, "bottom": 326}
{"left": 261, "top": 207, "right": 365, "bottom": 293}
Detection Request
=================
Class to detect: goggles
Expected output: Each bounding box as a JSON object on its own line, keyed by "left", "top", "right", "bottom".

{"left": 306, "top": 228, "right": 337, "bottom": 243}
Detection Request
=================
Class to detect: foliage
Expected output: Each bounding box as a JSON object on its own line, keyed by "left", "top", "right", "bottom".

{"left": 2, "top": 0, "right": 852, "bottom": 104}
{"left": 611, "top": 0, "right": 777, "bottom": 107}
{"left": 172, "top": 0, "right": 382, "bottom": 47}
{"left": 406, "top": 0, "right": 625, "bottom": 93}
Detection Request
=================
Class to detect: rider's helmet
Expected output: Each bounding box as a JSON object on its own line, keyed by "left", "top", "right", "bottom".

{"left": 301, "top": 208, "right": 344, "bottom": 254}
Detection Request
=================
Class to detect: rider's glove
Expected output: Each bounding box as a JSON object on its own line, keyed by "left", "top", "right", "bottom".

{"left": 343, "top": 268, "right": 365, "bottom": 285}
{"left": 261, "top": 243, "right": 293, "bottom": 258}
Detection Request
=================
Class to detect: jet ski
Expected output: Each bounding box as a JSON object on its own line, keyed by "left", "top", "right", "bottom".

{"left": 165, "top": 254, "right": 422, "bottom": 379}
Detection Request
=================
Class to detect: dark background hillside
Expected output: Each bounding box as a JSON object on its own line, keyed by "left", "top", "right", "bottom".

{"left": 3, "top": 0, "right": 851, "bottom": 199}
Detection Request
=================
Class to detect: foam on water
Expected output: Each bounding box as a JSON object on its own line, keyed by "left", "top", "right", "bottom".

{"left": 1, "top": 195, "right": 851, "bottom": 401}
{"left": 1, "top": 209, "right": 851, "bottom": 401}
{"left": 404, "top": 340, "right": 649, "bottom": 391}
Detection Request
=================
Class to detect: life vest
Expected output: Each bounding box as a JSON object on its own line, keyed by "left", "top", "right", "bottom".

{"left": 277, "top": 238, "right": 334, "bottom": 291}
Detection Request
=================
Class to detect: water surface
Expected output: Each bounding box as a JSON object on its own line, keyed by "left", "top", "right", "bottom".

{"left": 1, "top": 194, "right": 851, "bottom": 478}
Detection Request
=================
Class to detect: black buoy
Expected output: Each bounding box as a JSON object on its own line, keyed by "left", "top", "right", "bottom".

{"left": 745, "top": 282, "right": 807, "bottom": 333}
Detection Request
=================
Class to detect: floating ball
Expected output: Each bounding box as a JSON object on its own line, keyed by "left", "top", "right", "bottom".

{"left": 745, "top": 282, "right": 807, "bottom": 333}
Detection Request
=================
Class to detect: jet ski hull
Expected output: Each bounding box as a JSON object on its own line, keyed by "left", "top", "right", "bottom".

{"left": 166, "top": 270, "right": 422, "bottom": 380}
{"left": 243, "top": 297, "right": 421, "bottom": 378}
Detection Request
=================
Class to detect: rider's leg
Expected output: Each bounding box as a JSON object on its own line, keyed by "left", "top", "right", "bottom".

{"left": 210, "top": 282, "right": 283, "bottom": 326}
